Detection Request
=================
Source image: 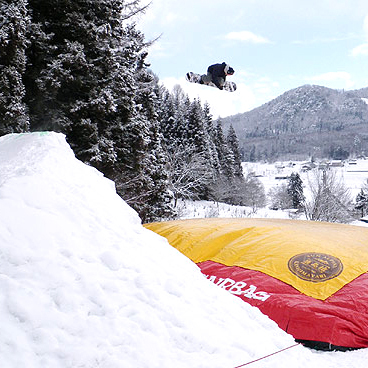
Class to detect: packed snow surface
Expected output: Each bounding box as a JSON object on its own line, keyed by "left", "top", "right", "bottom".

{"left": 0, "top": 132, "right": 367, "bottom": 367}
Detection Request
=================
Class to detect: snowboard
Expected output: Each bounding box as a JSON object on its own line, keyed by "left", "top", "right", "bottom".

{"left": 185, "top": 72, "right": 237, "bottom": 92}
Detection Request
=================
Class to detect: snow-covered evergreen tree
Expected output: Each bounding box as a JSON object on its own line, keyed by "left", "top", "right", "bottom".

{"left": 287, "top": 172, "right": 305, "bottom": 209}
{"left": 186, "top": 99, "right": 206, "bottom": 148}
{"left": 23, "top": 0, "right": 175, "bottom": 221}
{"left": 211, "top": 120, "right": 238, "bottom": 203}
{"left": 159, "top": 89, "right": 218, "bottom": 203}
{"left": 355, "top": 187, "right": 368, "bottom": 217}
{"left": 0, "top": 0, "right": 30, "bottom": 135}
{"left": 172, "top": 85, "right": 191, "bottom": 148}
{"left": 202, "top": 103, "right": 220, "bottom": 175}
{"left": 227, "top": 124, "right": 243, "bottom": 178}
{"left": 26, "top": 0, "right": 143, "bottom": 163}
{"left": 159, "top": 85, "right": 190, "bottom": 156}
{"left": 157, "top": 86, "right": 176, "bottom": 150}
{"left": 214, "top": 120, "right": 232, "bottom": 178}
{"left": 185, "top": 99, "right": 217, "bottom": 198}
{"left": 127, "top": 56, "right": 174, "bottom": 221}
{"left": 0, "top": 0, "right": 248, "bottom": 220}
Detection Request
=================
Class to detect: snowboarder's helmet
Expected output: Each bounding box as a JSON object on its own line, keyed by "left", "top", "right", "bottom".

{"left": 225, "top": 64, "right": 234, "bottom": 75}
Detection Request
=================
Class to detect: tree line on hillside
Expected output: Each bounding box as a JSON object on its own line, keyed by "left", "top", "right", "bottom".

{"left": 0, "top": 0, "right": 252, "bottom": 222}
{"left": 242, "top": 137, "right": 361, "bottom": 163}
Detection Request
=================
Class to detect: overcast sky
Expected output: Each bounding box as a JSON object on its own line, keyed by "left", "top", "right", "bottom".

{"left": 137, "top": 0, "right": 368, "bottom": 117}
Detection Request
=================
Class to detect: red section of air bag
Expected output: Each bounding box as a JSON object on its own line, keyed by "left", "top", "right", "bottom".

{"left": 199, "top": 260, "right": 368, "bottom": 349}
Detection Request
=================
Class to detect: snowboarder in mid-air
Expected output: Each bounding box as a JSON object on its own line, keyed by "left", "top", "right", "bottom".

{"left": 200, "top": 62, "right": 235, "bottom": 90}
{"left": 186, "top": 62, "right": 236, "bottom": 92}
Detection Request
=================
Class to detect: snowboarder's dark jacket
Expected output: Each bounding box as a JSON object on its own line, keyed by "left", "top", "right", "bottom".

{"left": 207, "top": 62, "right": 228, "bottom": 89}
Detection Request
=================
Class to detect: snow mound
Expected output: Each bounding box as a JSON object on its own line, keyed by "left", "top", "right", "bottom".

{"left": 0, "top": 132, "right": 365, "bottom": 367}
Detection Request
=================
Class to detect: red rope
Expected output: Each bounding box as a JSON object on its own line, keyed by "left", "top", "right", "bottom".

{"left": 233, "top": 343, "right": 300, "bottom": 368}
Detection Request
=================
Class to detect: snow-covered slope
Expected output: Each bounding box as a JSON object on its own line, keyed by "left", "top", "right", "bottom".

{"left": 0, "top": 132, "right": 367, "bottom": 367}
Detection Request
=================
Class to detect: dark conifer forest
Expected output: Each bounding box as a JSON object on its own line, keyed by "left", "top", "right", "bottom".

{"left": 0, "top": 0, "right": 245, "bottom": 222}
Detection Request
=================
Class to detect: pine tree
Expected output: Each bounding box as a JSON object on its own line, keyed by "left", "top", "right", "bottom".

{"left": 287, "top": 172, "right": 305, "bottom": 209}
{"left": 26, "top": 0, "right": 144, "bottom": 166}
{"left": 186, "top": 99, "right": 205, "bottom": 148}
{"left": 157, "top": 86, "right": 177, "bottom": 151}
{"left": 212, "top": 120, "right": 237, "bottom": 203}
{"left": 355, "top": 188, "right": 368, "bottom": 217}
{"left": 249, "top": 145, "right": 256, "bottom": 162}
{"left": 173, "top": 86, "right": 191, "bottom": 148}
{"left": 202, "top": 102, "right": 220, "bottom": 181}
{"left": 227, "top": 124, "right": 243, "bottom": 178}
{"left": 214, "top": 120, "right": 233, "bottom": 178}
{"left": 159, "top": 84, "right": 189, "bottom": 155}
{"left": 142, "top": 124, "right": 175, "bottom": 221}
{"left": 127, "top": 56, "right": 174, "bottom": 222}
{"left": 158, "top": 88, "right": 224, "bottom": 204}
{"left": 25, "top": 0, "right": 174, "bottom": 221}
{"left": 0, "top": 0, "right": 30, "bottom": 135}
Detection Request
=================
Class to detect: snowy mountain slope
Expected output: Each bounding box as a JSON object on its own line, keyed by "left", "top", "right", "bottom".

{"left": 221, "top": 84, "right": 368, "bottom": 161}
{"left": 0, "top": 132, "right": 367, "bottom": 367}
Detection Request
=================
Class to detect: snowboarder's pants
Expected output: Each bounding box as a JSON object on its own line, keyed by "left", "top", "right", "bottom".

{"left": 201, "top": 72, "right": 224, "bottom": 88}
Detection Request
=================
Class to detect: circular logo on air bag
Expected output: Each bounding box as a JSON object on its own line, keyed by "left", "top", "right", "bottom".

{"left": 288, "top": 252, "right": 343, "bottom": 282}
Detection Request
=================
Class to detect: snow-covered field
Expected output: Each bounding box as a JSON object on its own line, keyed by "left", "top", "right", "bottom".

{"left": 176, "top": 158, "right": 368, "bottom": 226}
{"left": 243, "top": 159, "right": 368, "bottom": 199}
{"left": 1, "top": 131, "right": 368, "bottom": 367}
{"left": 176, "top": 198, "right": 296, "bottom": 220}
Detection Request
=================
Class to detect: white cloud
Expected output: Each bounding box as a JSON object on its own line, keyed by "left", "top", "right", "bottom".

{"left": 307, "top": 71, "right": 355, "bottom": 89}
{"left": 223, "top": 31, "right": 271, "bottom": 44}
{"left": 292, "top": 34, "right": 359, "bottom": 45}
{"left": 254, "top": 77, "right": 280, "bottom": 95}
{"left": 160, "top": 77, "right": 257, "bottom": 117}
{"left": 146, "top": 40, "right": 170, "bottom": 58}
{"left": 163, "top": 12, "right": 179, "bottom": 24}
{"left": 351, "top": 43, "right": 368, "bottom": 57}
{"left": 364, "top": 14, "right": 368, "bottom": 36}
{"left": 350, "top": 14, "right": 368, "bottom": 57}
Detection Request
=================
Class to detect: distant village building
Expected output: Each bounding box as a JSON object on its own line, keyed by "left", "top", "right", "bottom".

{"left": 301, "top": 161, "right": 315, "bottom": 172}
{"left": 318, "top": 163, "right": 329, "bottom": 170}
{"left": 330, "top": 160, "right": 344, "bottom": 167}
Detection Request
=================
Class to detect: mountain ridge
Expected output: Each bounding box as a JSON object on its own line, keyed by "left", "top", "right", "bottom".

{"left": 221, "top": 84, "right": 368, "bottom": 161}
